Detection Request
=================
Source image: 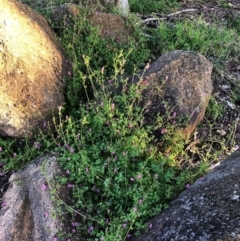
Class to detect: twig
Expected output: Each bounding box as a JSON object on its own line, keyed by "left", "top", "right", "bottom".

{"left": 141, "top": 17, "right": 163, "bottom": 24}
{"left": 166, "top": 8, "right": 198, "bottom": 17}
{"left": 185, "top": 140, "right": 201, "bottom": 151}
{"left": 141, "top": 8, "right": 197, "bottom": 24}
{"left": 226, "top": 113, "right": 240, "bottom": 147}
{"left": 228, "top": 3, "right": 240, "bottom": 10}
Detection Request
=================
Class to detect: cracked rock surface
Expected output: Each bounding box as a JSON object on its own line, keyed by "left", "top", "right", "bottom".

{"left": 130, "top": 150, "right": 240, "bottom": 241}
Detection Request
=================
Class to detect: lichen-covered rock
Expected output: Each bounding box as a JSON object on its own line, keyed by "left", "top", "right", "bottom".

{"left": 0, "top": 0, "right": 69, "bottom": 137}
{"left": 0, "top": 154, "right": 72, "bottom": 241}
{"left": 135, "top": 50, "right": 213, "bottom": 138}
{"left": 130, "top": 150, "right": 240, "bottom": 241}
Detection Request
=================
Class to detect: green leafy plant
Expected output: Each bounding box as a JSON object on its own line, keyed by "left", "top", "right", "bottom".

{"left": 52, "top": 52, "right": 197, "bottom": 240}
{"left": 49, "top": 4, "right": 151, "bottom": 112}
{"left": 129, "top": 0, "right": 179, "bottom": 14}
{"left": 205, "top": 97, "right": 224, "bottom": 121}
{"left": 147, "top": 18, "right": 240, "bottom": 60}
{"left": 1, "top": 1, "right": 240, "bottom": 241}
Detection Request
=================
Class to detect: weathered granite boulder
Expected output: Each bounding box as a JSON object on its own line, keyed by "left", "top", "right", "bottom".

{"left": 51, "top": 3, "right": 132, "bottom": 43}
{"left": 135, "top": 50, "right": 213, "bottom": 138}
{"left": 91, "top": 11, "right": 132, "bottom": 42}
{"left": 0, "top": 154, "right": 72, "bottom": 241}
{"left": 0, "top": 0, "right": 69, "bottom": 137}
{"left": 130, "top": 150, "right": 240, "bottom": 241}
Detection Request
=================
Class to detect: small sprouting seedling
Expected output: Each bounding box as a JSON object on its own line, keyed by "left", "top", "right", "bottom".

{"left": 205, "top": 96, "right": 224, "bottom": 121}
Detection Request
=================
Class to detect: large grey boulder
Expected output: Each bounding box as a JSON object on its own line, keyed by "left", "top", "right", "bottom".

{"left": 130, "top": 150, "right": 240, "bottom": 241}
{"left": 0, "top": 0, "right": 70, "bottom": 138}
{"left": 0, "top": 154, "right": 72, "bottom": 241}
